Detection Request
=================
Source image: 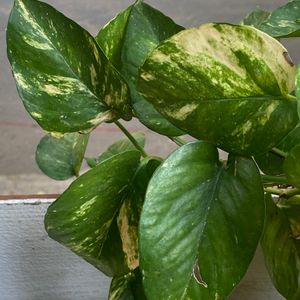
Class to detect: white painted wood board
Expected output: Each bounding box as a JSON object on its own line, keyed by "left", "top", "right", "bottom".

{"left": 0, "top": 198, "right": 284, "bottom": 300}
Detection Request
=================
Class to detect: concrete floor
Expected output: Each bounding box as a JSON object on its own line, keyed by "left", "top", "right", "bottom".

{"left": 1, "top": 0, "right": 299, "bottom": 194}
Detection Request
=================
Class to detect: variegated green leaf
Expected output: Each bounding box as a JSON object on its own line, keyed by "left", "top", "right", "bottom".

{"left": 138, "top": 23, "right": 298, "bottom": 155}
{"left": 36, "top": 132, "right": 89, "bottom": 180}
{"left": 283, "top": 144, "right": 300, "bottom": 188}
{"left": 242, "top": 7, "right": 270, "bottom": 28}
{"left": 44, "top": 151, "right": 141, "bottom": 276}
{"left": 259, "top": 0, "right": 300, "bottom": 38}
{"left": 86, "top": 132, "right": 145, "bottom": 168}
{"left": 109, "top": 269, "right": 147, "bottom": 300}
{"left": 96, "top": 1, "right": 184, "bottom": 136}
{"left": 7, "top": 0, "right": 131, "bottom": 134}
{"left": 261, "top": 194, "right": 300, "bottom": 300}
{"left": 140, "top": 141, "right": 264, "bottom": 300}
{"left": 255, "top": 123, "right": 300, "bottom": 175}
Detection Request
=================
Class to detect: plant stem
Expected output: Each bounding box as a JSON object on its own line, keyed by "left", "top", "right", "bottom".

{"left": 271, "top": 147, "right": 287, "bottom": 158}
{"left": 264, "top": 187, "right": 285, "bottom": 195}
{"left": 261, "top": 175, "right": 289, "bottom": 185}
{"left": 115, "top": 121, "right": 148, "bottom": 158}
{"left": 169, "top": 136, "right": 187, "bottom": 146}
{"left": 283, "top": 188, "right": 300, "bottom": 198}
{"left": 286, "top": 94, "right": 297, "bottom": 101}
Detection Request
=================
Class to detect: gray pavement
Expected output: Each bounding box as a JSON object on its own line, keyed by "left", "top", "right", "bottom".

{"left": 1, "top": 0, "right": 299, "bottom": 194}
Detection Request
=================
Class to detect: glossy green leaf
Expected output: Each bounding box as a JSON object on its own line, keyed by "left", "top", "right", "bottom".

{"left": 109, "top": 269, "right": 147, "bottom": 300}
{"left": 259, "top": 1, "right": 300, "bottom": 38}
{"left": 86, "top": 132, "right": 145, "bottom": 168}
{"left": 139, "top": 141, "right": 264, "bottom": 300}
{"left": 45, "top": 151, "right": 141, "bottom": 276}
{"left": 255, "top": 123, "right": 300, "bottom": 175}
{"left": 261, "top": 194, "right": 300, "bottom": 300}
{"left": 7, "top": 0, "right": 131, "bottom": 134}
{"left": 138, "top": 23, "right": 298, "bottom": 156}
{"left": 96, "top": 1, "right": 184, "bottom": 136}
{"left": 297, "top": 65, "right": 300, "bottom": 116}
{"left": 283, "top": 144, "right": 300, "bottom": 188}
{"left": 36, "top": 132, "right": 89, "bottom": 180}
{"left": 242, "top": 7, "right": 270, "bottom": 28}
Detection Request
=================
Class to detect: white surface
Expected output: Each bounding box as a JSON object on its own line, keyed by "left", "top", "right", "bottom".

{"left": 0, "top": 198, "right": 284, "bottom": 300}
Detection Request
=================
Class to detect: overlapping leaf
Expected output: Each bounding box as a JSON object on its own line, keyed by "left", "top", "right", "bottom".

{"left": 7, "top": 0, "right": 131, "bottom": 133}
{"left": 261, "top": 194, "right": 300, "bottom": 300}
{"left": 283, "top": 144, "right": 300, "bottom": 188}
{"left": 96, "top": 1, "right": 184, "bottom": 136}
{"left": 108, "top": 269, "right": 147, "bottom": 300}
{"left": 255, "top": 123, "right": 300, "bottom": 175}
{"left": 258, "top": 1, "right": 300, "bottom": 38}
{"left": 139, "top": 141, "right": 264, "bottom": 300}
{"left": 36, "top": 132, "right": 89, "bottom": 180}
{"left": 86, "top": 133, "right": 145, "bottom": 168}
{"left": 138, "top": 23, "right": 298, "bottom": 155}
{"left": 242, "top": 7, "right": 270, "bottom": 28}
{"left": 45, "top": 151, "right": 141, "bottom": 276}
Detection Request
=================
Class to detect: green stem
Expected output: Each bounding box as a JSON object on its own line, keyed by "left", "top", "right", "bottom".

{"left": 115, "top": 121, "right": 148, "bottom": 158}
{"left": 283, "top": 188, "right": 300, "bottom": 198}
{"left": 286, "top": 94, "right": 297, "bottom": 101}
{"left": 169, "top": 136, "right": 187, "bottom": 146}
{"left": 261, "top": 175, "right": 289, "bottom": 185}
{"left": 264, "top": 187, "right": 285, "bottom": 196}
{"left": 271, "top": 147, "right": 287, "bottom": 158}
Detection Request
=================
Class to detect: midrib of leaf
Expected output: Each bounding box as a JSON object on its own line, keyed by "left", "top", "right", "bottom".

{"left": 181, "top": 165, "right": 225, "bottom": 299}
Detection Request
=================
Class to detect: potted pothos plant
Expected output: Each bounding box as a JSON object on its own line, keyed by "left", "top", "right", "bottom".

{"left": 6, "top": 0, "right": 300, "bottom": 298}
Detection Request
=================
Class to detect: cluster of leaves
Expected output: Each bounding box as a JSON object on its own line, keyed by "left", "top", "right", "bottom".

{"left": 6, "top": 0, "right": 300, "bottom": 299}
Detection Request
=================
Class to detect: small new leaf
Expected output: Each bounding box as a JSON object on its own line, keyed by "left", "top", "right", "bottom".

{"left": 36, "top": 133, "right": 89, "bottom": 180}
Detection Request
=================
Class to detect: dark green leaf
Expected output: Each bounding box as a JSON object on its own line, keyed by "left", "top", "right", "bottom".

{"left": 259, "top": 1, "right": 300, "bottom": 38}
{"left": 255, "top": 123, "right": 300, "bottom": 175}
{"left": 108, "top": 269, "right": 147, "bottom": 300}
{"left": 261, "top": 194, "right": 300, "bottom": 300}
{"left": 44, "top": 151, "right": 141, "bottom": 276}
{"left": 7, "top": 0, "right": 131, "bottom": 133}
{"left": 96, "top": 1, "right": 184, "bottom": 136}
{"left": 138, "top": 23, "right": 298, "bottom": 156}
{"left": 36, "top": 132, "right": 89, "bottom": 180}
{"left": 139, "top": 141, "right": 264, "bottom": 300}
{"left": 242, "top": 7, "right": 270, "bottom": 28}
{"left": 86, "top": 132, "right": 145, "bottom": 168}
{"left": 283, "top": 144, "right": 300, "bottom": 188}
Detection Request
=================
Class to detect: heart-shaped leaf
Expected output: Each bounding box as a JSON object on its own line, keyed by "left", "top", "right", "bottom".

{"left": 259, "top": 1, "right": 300, "bottom": 38}
{"left": 45, "top": 150, "right": 141, "bottom": 276}
{"left": 283, "top": 144, "right": 300, "bottom": 188}
{"left": 255, "top": 123, "right": 300, "bottom": 175}
{"left": 138, "top": 23, "right": 298, "bottom": 155}
{"left": 261, "top": 194, "right": 300, "bottom": 300}
{"left": 109, "top": 269, "right": 147, "bottom": 300}
{"left": 242, "top": 7, "right": 270, "bottom": 28}
{"left": 139, "top": 141, "right": 264, "bottom": 300}
{"left": 86, "top": 132, "right": 145, "bottom": 168}
{"left": 36, "top": 132, "right": 89, "bottom": 180}
{"left": 7, "top": 0, "right": 131, "bottom": 133}
{"left": 96, "top": 1, "right": 184, "bottom": 136}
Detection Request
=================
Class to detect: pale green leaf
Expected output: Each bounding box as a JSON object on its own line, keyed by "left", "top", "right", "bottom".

{"left": 96, "top": 1, "right": 184, "bottom": 136}
{"left": 138, "top": 23, "right": 298, "bottom": 155}
{"left": 7, "top": 0, "right": 131, "bottom": 133}
{"left": 139, "top": 141, "right": 264, "bottom": 300}
{"left": 36, "top": 132, "right": 89, "bottom": 180}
